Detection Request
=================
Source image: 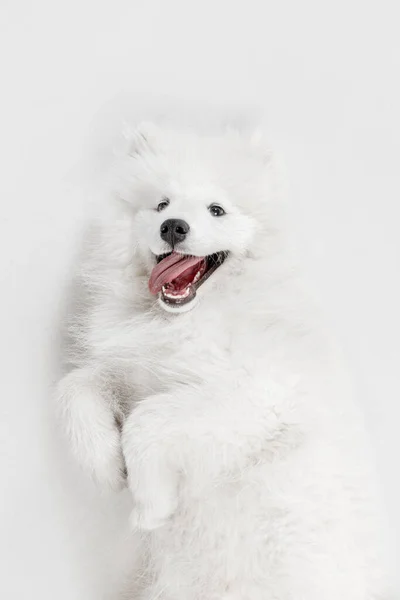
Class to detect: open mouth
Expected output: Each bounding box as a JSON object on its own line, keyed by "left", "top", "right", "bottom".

{"left": 149, "top": 251, "right": 228, "bottom": 308}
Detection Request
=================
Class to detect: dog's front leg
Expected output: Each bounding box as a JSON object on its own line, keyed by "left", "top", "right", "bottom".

{"left": 56, "top": 366, "right": 128, "bottom": 490}
{"left": 122, "top": 395, "right": 180, "bottom": 531}
{"left": 122, "top": 382, "right": 294, "bottom": 531}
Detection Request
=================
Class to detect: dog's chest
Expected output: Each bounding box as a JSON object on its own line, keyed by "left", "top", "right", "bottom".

{"left": 128, "top": 311, "right": 234, "bottom": 397}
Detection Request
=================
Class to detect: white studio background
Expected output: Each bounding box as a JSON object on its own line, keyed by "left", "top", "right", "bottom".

{"left": 1, "top": 1, "right": 399, "bottom": 598}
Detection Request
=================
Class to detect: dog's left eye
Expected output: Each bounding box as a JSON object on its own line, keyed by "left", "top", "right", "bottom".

{"left": 208, "top": 204, "right": 225, "bottom": 217}
{"left": 157, "top": 198, "right": 170, "bottom": 212}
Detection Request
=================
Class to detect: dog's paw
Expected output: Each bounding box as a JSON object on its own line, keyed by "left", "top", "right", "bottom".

{"left": 87, "top": 428, "right": 127, "bottom": 492}
{"left": 122, "top": 405, "right": 179, "bottom": 530}
{"left": 126, "top": 449, "right": 179, "bottom": 530}
{"left": 56, "top": 369, "right": 127, "bottom": 492}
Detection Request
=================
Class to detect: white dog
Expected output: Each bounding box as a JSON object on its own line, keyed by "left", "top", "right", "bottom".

{"left": 56, "top": 123, "right": 390, "bottom": 600}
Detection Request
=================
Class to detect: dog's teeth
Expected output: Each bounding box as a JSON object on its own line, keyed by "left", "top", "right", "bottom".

{"left": 162, "top": 287, "right": 191, "bottom": 300}
{"left": 193, "top": 271, "right": 201, "bottom": 283}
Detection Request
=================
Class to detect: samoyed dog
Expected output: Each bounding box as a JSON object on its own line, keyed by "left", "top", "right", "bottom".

{"left": 56, "top": 123, "right": 390, "bottom": 599}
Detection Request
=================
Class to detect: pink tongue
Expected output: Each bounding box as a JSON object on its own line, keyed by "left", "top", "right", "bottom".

{"left": 149, "top": 252, "right": 204, "bottom": 295}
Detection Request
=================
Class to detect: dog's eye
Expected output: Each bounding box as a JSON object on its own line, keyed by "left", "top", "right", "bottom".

{"left": 208, "top": 204, "right": 225, "bottom": 217}
{"left": 157, "top": 198, "right": 170, "bottom": 212}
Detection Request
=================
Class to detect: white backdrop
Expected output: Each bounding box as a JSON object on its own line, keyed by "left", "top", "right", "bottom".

{"left": 1, "top": 1, "right": 399, "bottom": 598}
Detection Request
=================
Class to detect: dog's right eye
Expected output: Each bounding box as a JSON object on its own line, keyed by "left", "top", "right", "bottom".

{"left": 208, "top": 203, "right": 225, "bottom": 217}
{"left": 157, "top": 198, "right": 170, "bottom": 212}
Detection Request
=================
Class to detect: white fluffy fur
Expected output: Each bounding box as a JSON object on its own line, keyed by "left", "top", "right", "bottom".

{"left": 56, "top": 123, "right": 391, "bottom": 599}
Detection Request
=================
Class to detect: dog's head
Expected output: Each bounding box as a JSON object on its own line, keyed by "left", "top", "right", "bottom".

{"left": 114, "top": 123, "right": 283, "bottom": 313}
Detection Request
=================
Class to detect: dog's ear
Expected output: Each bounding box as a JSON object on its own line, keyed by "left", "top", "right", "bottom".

{"left": 122, "top": 121, "right": 159, "bottom": 157}
{"left": 249, "top": 130, "right": 274, "bottom": 167}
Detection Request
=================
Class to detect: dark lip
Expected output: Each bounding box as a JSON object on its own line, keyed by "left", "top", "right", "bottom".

{"left": 155, "top": 251, "right": 229, "bottom": 307}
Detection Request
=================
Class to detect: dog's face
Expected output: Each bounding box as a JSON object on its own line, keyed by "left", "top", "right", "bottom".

{"left": 116, "top": 123, "right": 278, "bottom": 313}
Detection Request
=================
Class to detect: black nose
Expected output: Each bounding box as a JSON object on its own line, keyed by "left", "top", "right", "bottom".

{"left": 160, "top": 218, "right": 190, "bottom": 247}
